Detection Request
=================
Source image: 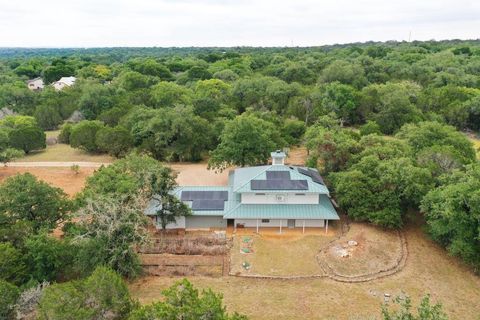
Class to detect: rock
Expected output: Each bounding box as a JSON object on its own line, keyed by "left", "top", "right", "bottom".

{"left": 384, "top": 297, "right": 390, "bottom": 302}
{"left": 46, "top": 137, "right": 58, "bottom": 145}
{"left": 384, "top": 293, "right": 391, "bottom": 297}
{"left": 348, "top": 240, "right": 358, "bottom": 246}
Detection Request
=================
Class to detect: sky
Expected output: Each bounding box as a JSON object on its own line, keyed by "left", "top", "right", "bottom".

{"left": 0, "top": 0, "right": 479, "bottom": 47}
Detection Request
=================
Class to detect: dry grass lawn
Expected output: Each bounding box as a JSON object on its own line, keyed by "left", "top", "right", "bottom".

{"left": 130, "top": 224, "right": 480, "bottom": 320}
{"left": 19, "top": 143, "right": 114, "bottom": 163}
{"left": 230, "top": 228, "right": 337, "bottom": 277}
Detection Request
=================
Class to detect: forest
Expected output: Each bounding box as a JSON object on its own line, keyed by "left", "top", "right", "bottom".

{"left": 0, "top": 40, "right": 479, "bottom": 319}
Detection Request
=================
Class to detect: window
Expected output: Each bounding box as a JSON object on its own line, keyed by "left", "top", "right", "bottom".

{"left": 255, "top": 193, "right": 266, "bottom": 196}
{"left": 275, "top": 194, "right": 285, "bottom": 202}
{"left": 261, "top": 219, "right": 270, "bottom": 223}
{"left": 295, "top": 193, "right": 306, "bottom": 196}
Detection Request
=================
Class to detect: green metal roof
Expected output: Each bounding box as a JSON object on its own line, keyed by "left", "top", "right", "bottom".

{"left": 146, "top": 165, "right": 338, "bottom": 221}
{"left": 224, "top": 195, "right": 339, "bottom": 220}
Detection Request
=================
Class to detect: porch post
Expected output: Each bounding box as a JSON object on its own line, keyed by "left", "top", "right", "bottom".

{"left": 279, "top": 219, "right": 282, "bottom": 234}
{"left": 302, "top": 220, "right": 305, "bottom": 234}
{"left": 325, "top": 219, "right": 328, "bottom": 235}
{"left": 256, "top": 219, "right": 259, "bottom": 233}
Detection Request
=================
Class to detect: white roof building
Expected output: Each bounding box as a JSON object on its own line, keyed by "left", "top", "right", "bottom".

{"left": 27, "top": 77, "right": 44, "bottom": 91}
{"left": 52, "top": 76, "right": 76, "bottom": 91}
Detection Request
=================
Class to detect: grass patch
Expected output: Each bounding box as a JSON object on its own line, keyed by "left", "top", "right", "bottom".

{"left": 19, "top": 143, "right": 113, "bottom": 163}
{"left": 230, "top": 233, "right": 331, "bottom": 276}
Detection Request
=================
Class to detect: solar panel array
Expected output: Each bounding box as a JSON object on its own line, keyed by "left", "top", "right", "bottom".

{"left": 192, "top": 199, "right": 225, "bottom": 210}
{"left": 180, "top": 191, "right": 228, "bottom": 211}
{"left": 251, "top": 179, "right": 308, "bottom": 190}
{"left": 181, "top": 191, "right": 228, "bottom": 201}
{"left": 297, "top": 168, "right": 325, "bottom": 185}
{"left": 266, "top": 171, "right": 291, "bottom": 180}
{"left": 250, "top": 170, "right": 308, "bottom": 190}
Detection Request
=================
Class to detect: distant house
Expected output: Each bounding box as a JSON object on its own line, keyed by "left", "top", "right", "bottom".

{"left": 52, "top": 76, "right": 76, "bottom": 91}
{"left": 27, "top": 77, "right": 44, "bottom": 91}
{"left": 145, "top": 151, "right": 339, "bottom": 233}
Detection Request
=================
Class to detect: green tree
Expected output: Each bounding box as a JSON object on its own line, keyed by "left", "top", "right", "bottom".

{"left": 320, "top": 60, "right": 367, "bottom": 88}
{"left": 8, "top": 126, "right": 46, "bottom": 153}
{"left": 34, "top": 104, "right": 63, "bottom": 130}
{"left": 0, "top": 130, "right": 23, "bottom": 164}
{"left": 332, "top": 155, "right": 433, "bottom": 228}
{"left": 421, "top": 164, "right": 480, "bottom": 271}
{"left": 360, "top": 81, "right": 423, "bottom": 134}
{"left": 73, "top": 196, "right": 150, "bottom": 278}
{"left": 396, "top": 121, "right": 476, "bottom": 165}
{"left": 305, "top": 124, "right": 360, "bottom": 173}
{"left": 321, "top": 82, "right": 359, "bottom": 124}
{"left": 0, "top": 280, "right": 20, "bottom": 320}
{"left": 95, "top": 126, "right": 133, "bottom": 157}
{"left": 128, "top": 279, "right": 247, "bottom": 320}
{"left": 0, "top": 173, "right": 70, "bottom": 234}
{"left": 38, "top": 267, "right": 135, "bottom": 320}
{"left": 382, "top": 294, "right": 448, "bottom": 320}
{"left": 70, "top": 120, "right": 105, "bottom": 152}
{"left": 80, "top": 154, "right": 176, "bottom": 200}
{"left": 208, "top": 114, "right": 282, "bottom": 171}
{"left": 0, "top": 242, "right": 27, "bottom": 285}
{"left": 150, "top": 82, "right": 192, "bottom": 108}
{"left": 25, "top": 233, "right": 74, "bottom": 283}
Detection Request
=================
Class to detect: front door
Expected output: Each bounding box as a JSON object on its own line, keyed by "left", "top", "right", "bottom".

{"left": 287, "top": 219, "right": 295, "bottom": 228}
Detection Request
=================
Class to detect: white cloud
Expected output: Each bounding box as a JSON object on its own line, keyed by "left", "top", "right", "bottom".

{"left": 0, "top": 0, "right": 478, "bottom": 47}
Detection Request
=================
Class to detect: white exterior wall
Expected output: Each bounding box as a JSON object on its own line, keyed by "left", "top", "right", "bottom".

{"left": 157, "top": 216, "right": 186, "bottom": 229}
{"left": 235, "top": 219, "right": 288, "bottom": 228}
{"left": 294, "top": 219, "right": 325, "bottom": 227}
{"left": 241, "top": 193, "right": 319, "bottom": 204}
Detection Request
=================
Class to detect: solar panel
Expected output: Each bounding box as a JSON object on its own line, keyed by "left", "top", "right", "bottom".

{"left": 192, "top": 199, "right": 225, "bottom": 210}
{"left": 308, "top": 169, "right": 325, "bottom": 185}
{"left": 266, "top": 171, "right": 290, "bottom": 180}
{"left": 297, "top": 168, "right": 324, "bottom": 185}
{"left": 250, "top": 179, "right": 308, "bottom": 190}
{"left": 181, "top": 191, "right": 228, "bottom": 201}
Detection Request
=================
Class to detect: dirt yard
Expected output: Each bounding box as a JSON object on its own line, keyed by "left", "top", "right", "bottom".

{"left": 130, "top": 223, "right": 480, "bottom": 320}
{"left": 170, "top": 163, "right": 230, "bottom": 186}
{"left": 0, "top": 166, "right": 96, "bottom": 197}
{"left": 320, "top": 223, "right": 403, "bottom": 277}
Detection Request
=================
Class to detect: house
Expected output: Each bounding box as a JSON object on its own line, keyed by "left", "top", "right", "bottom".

{"left": 146, "top": 151, "right": 340, "bottom": 233}
{"left": 27, "top": 77, "right": 44, "bottom": 90}
{"left": 52, "top": 76, "right": 76, "bottom": 90}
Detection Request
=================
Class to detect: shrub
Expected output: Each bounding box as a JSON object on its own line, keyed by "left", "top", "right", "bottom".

{"left": 0, "top": 280, "right": 20, "bottom": 320}
{"left": 58, "top": 123, "right": 73, "bottom": 144}
{"left": 38, "top": 267, "right": 135, "bottom": 320}
{"left": 359, "top": 120, "right": 381, "bottom": 136}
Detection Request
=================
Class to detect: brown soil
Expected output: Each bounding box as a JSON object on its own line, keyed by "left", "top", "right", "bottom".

{"left": 170, "top": 163, "right": 230, "bottom": 186}
{"left": 0, "top": 166, "right": 96, "bottom": 197}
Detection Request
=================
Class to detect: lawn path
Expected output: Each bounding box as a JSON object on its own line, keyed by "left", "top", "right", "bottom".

{"left": 6, "top": 161, "right": 110, "bottom": 168}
